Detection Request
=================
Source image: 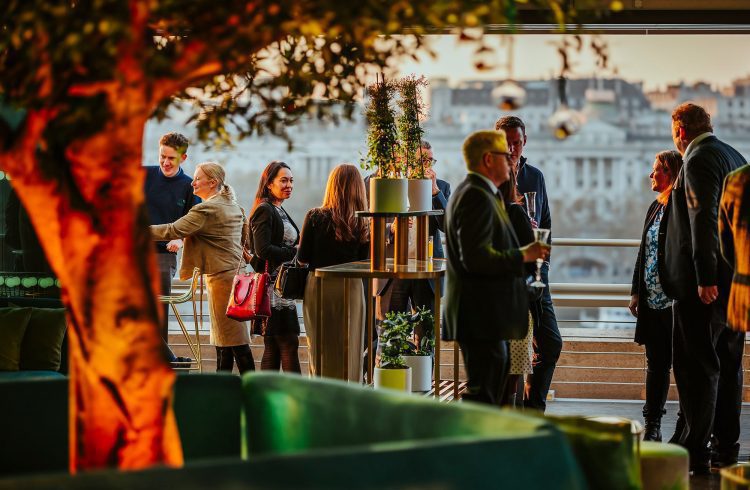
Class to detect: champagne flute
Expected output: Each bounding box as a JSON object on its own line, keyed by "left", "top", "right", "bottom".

{"left": 524, "top": 191, "right": 537, "bottom": 225}
{"left": 530, "top": 228, "right": 550, "bottom": 288}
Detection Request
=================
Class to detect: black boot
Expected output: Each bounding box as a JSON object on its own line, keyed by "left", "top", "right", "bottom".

{"left": 232, "top": 344, "right": 256, "bottom": 374}
{"left": 215, "top": 347, "right": 235, "bottom": 372}
{"left": 644, "top": 416, "right": 663, "bottom": 442}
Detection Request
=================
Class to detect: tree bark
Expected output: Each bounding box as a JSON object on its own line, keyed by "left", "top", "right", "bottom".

{"left": 3, "top": 98, "right": 183, "bottom": 471}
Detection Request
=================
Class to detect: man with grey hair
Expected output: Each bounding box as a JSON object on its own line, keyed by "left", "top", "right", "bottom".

{"left": 443, "top": 129, "right": 549, "bottom": 406}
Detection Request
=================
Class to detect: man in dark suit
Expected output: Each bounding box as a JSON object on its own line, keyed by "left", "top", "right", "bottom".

{"left": 495, "top": 115, "right": 561, "bottom": 412}
{"left": 375, "top": 140, "right": 451, "bottom": 326}
{"left": 661, "top": 103, "right": 746, "bottom": 474}
{"left": 443, "top": 130, "right": 549, "bottom": 406}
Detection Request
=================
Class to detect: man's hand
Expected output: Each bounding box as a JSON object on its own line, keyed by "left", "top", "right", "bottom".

{"left": 425, "top": 167, "right": 439, "bottom": 195}
{"left": 166, "top": 239, "right": 183, "bottom": 253}
{"left": 520, "top": 241, "right": 550, "bottom": 263}
{"left": 698, "top": 285, "right": 718, "bottom": 304}
{"left": 628, "top": 295, "right": 639, "bottom": 317}
{"left": 530, "top": 218, "right": 539, "bottom": 228}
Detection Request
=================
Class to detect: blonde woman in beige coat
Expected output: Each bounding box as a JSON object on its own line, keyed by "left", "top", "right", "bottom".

{"left": 151, "top": 162, "right": 254, "bottom": 373}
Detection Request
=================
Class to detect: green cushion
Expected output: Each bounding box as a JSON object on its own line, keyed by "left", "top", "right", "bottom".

{"left": 173, "top": 373, "right": 243, "bottom": 461}
{"left": 0, "top": 307, "right": 32, "bottom": 371}
{"left": 640, "top": 441, "right": 689, "bottom": 490}
{"left": 19, "top": 307, "right": 66, "bottom": 371}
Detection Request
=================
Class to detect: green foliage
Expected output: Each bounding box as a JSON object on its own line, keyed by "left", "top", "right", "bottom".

{"left": 1, "top": 0, "right": 613, "bottom": 152}
{"left": 379, "top": 306, "right": 435, "bottom": 368}
{"left": 361, "top": 78, "right": 400, "bottom": 178}
{"left": 396, "top": 75, "right": 428, "bottom": 178}
{"left": 408, "top": 306, "right": 435, "bottom": 356}
{"left": 378, "top": 310, "right": 412, "bottom": 369}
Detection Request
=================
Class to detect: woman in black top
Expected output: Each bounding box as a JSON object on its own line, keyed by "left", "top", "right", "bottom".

{"left": 498, "top": 169, "right": 536, "bottom": 407}
{"left": 298, "top": 164, "right": 369, "bottom": 381}
{"left": 629, "top": 150, "right": 682, "bottom": 441}
{"left": 248, "top": 161, "right": 301, "bottom": 373}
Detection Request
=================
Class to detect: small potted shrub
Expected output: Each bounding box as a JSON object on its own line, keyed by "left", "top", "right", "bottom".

{"left": 361, "top": 77, "right": 407, "bottom": 213}
{"left": 402, "top": 306, "right": 435, "bottom": 392}
{"left": 374, "top": 311, "right": 412, "bottom": 392}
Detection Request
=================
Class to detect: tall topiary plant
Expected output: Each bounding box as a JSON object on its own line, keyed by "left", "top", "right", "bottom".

{"left": 362, "top": 77, "right": 401, "bottom": 178}
{"left": 396, "top": 75, "right": 429, "bottom": 179}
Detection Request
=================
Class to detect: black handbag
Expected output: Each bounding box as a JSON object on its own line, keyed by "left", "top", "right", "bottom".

{"left": 273, "top": 259, "right": 309, "bottom": 300}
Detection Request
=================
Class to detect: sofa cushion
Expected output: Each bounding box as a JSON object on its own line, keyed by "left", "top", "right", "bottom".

{"left": 19, "top": 307, "right": 67, "bottom": 371}
{"left": 0, "top": 307, "right": 32, "bottom": 371}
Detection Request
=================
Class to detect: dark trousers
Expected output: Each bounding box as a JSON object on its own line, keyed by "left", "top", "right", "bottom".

{"left": 157, "top": 252, "right": 178, "bottom": 362}
{"left": 459, "top": 340, "right": 509, "bottom": 407}
{"left": 525, "top": 267, "right": 562, "bottom": 411}
{"left": 641, "top": 306, "right": 673, "bottom": 420}
{"left": 387, "top": 279, "right": 434, "bottom": 314}
{"left": 672, "top": 297, "right": 744, "bottom": 465}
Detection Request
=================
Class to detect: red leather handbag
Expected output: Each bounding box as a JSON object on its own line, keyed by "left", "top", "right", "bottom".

{"left": 226, "top": 261, "right": 271, "bottom": 321}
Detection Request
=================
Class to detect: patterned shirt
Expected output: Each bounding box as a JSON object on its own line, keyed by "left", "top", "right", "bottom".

{"left": 644, "top": 206, "right": 670, "bottom": 310}
{"left": 270, "top": 205, "right": 298, "bottom": 310}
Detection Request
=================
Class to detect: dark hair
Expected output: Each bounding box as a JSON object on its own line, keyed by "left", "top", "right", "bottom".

{"left": 494, "top": 115, "right": 526, "bottom": 136}
{"left": 159, "top": 132, "right": 189, "bottom": 153}
{"left": 252, "top": 161, "right": 291, "bottom": 213}
{"left": 655, "top": 150, "right": 683, "bottom": 205}
{"left": 671, "top": 103, "right": 713, "bottom": 139}
{"left": 420, "top": 139, "right": 432, "bottom": 150}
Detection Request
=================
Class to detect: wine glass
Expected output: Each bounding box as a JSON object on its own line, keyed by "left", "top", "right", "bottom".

{"left": 524, "top": 191, "right": 537, "bottom": 224}
{"left": 530, "top": 228, "right": 550, "bottom": 288}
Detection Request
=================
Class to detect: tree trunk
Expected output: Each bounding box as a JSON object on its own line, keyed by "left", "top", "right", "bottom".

{"left": 4, "top": 101, "right": 183, "bottom": 471}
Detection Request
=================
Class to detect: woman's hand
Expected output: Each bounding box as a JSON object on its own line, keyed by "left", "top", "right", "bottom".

{"left": 628, "top": 294, "right": 638, "bottom": 317}
{"left": 166, "top": 239, "right": 183, "bottom": 252}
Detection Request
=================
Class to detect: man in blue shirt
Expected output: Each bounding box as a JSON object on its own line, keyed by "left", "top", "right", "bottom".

{"left": 145, "top": 132, "right": 200, "bottom": 363}
{"left": 495, "top": 116, "right": 562, "bottom": 412}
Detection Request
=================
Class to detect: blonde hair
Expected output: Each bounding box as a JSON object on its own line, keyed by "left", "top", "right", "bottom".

{"left": 462, "top": 130, "right": 508, "bottom": 171}
{"left": 196, "top": 162, "right": 235, "bottom": 201}
{"left": 321, "top": 164, "right": 368, "bottom": 243}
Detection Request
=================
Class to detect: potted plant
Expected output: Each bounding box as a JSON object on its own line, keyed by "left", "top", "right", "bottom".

{"left": 361, "top": 77, "right": 408, "bottom": 213}
{"left": 396, "top": 75, "right": 432, "bottom": 212}
{"left": 374, "top": 311, "right": 412, "bottom": 392}
{"left": 402, "top": 306, "right": 435, "bottom": 392}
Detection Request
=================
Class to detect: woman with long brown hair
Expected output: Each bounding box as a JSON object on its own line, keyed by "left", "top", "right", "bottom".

{"left": 629, "top": 149, "right": 683, "bottom": 441}
{"left": 298, "top": 163, "right": 369, "bottom": 381}
{"left": 247, "top": 160, "right": 301, "bottom": 373}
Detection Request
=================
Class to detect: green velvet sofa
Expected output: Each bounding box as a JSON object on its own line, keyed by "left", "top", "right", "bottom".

{"left": 0, "top": 372, "right": 651, "bottom": 489}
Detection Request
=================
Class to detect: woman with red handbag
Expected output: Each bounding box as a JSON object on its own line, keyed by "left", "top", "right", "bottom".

{"left": 297, "top": 164, "right": 369, "bottom": 381}
{"left": 151, "top": 162, "right": 255, "bottom": 373}
{"left": 247, "top": 161, "right": 302, "bottom": 373}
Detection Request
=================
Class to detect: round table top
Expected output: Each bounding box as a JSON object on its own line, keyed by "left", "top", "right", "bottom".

{"left": 314, "top": 259, "right": 446, "bottom": 279}
{"left": 355, "top": 210, "right": 444, "bottom": 218}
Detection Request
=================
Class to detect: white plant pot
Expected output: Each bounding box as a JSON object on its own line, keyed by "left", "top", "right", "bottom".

{"left": 403, "top": 355, "right": 433, "bottom": 392}
{"left": 373, "top": 366, "right": 412, "bottom": 392}
{"left": 369, "top": 178, "right": 408, "bottom": 213}
{"left": 407, "top": 178, "right": 433, "bottom": 212}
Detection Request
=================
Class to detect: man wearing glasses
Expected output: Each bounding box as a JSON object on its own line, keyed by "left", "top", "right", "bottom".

{"left": 495, "top": 115, "right": 561, "bottom": 412}
{"left": 444, "top": 130, "right": 550, "bottom": 406}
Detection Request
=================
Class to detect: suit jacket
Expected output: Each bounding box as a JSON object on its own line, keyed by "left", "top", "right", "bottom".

{"left": 443, "top": 174, "right": 528, "bottom": 342}
{"left": 630, "top": 199, "right": 671, "bottom": 344}
{"left": 247, "top": 201, "right": 299, "bottom": 273}
{"left": 151, "top": 194, "right": 245, "bottom": 280}
{"left": 662, "top": 135, "right": 746, "bottom": 302}
{"left": 719, "top": 164, "right": 750, "bottom": 332}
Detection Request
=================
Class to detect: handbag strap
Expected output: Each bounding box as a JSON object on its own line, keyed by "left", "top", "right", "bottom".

{"left": 237, "top": 207, "right": 250, "bottom": 275}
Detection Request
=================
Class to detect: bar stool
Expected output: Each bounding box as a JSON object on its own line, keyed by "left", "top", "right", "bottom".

{"left": 159, "top": 267, "right": 203, "bottom": 372}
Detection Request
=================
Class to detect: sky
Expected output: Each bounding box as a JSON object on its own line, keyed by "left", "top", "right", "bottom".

{"left": 394, "top": 34, "right": 750, "bottom": 91}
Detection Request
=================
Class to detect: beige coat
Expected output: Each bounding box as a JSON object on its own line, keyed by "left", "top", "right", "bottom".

{"left": 151, "top": 193, "right": 246, "bottom": 280}
{"left": 151, "top": 193, "right": 249, "bottom": 346}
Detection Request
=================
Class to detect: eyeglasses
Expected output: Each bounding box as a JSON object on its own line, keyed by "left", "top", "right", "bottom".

{"left": 421, "top": 157, "right": 437, "bottom": 165}
{"left": 489, "top": 151, "right": 512, "bottom": 159}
